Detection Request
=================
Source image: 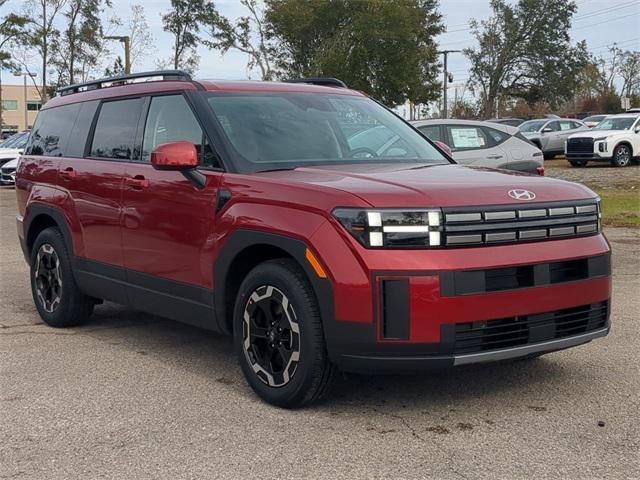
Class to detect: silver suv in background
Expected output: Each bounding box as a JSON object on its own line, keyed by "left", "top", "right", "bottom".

{"left": 519, "top": 118, "right": 588, "bottom": 159}
{"left": 410, "top": 119, "right": 543, "bottom": 174}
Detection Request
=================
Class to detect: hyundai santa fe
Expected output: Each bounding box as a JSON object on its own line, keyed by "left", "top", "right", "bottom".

{"left": 16, "top": 71, "right": 612, "bottom": 408}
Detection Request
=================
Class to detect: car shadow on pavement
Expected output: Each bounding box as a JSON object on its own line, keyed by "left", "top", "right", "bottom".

{"left": 77, "top": 301, "right": 585, "bottom": 412}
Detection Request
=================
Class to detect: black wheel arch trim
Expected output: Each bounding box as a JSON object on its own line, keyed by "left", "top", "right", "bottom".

{"left": 214, "top": 229, "right": 337, "bottom": 341}
{"left": 23, "top": 203, "right": 74, "bottom": 259}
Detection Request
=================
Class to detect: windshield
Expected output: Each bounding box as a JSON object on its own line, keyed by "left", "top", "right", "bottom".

{"left": 519, "top": 120, "right": 546, "bottom": 133}
{"left": 0, "top": 132, "right": 28, "bottom": 149}
{"left": 593, "top": 117, "right": 637, "bottom": 131}
{"left": 205, "top": 92, "right": 449, "bottom": 172}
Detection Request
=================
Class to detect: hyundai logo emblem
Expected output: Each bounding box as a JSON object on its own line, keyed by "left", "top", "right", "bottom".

{"left": 508, "top": 189, "right": 536, "bottom": 201}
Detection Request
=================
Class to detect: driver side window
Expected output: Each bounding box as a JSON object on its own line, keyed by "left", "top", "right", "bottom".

{"left": 142, "top": 95, "right": 220, "bottom": 168}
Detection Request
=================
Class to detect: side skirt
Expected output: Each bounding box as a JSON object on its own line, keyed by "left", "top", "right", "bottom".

{"left": 72, "top": 257, "right": 219, "bottom": 332}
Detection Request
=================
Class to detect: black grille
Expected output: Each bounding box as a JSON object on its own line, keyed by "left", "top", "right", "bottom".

{"left": 440, "top": 255, "right": 610, "bottom": 296}
{"left": 443, "top": 200, "right": 600, "bottom": 246}
{"left": 453, "top": 301, "right": 608, "bottom": 355}
{"left": 567, "top": 137, "right": 594, "bottom": 154}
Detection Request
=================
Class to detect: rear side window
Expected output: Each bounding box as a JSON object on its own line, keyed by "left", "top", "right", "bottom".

{"left": 446, "top": 126, "right": 491, "bottom": 150}
{"left": 90, "top": 98, "right": 144, "bottom": 160}
{"left": 418, "top": 125, "right": 443, "bottom": 142}
{"left": 65, "top": 101, "right": 99, "bottom": 157}
{"left": 484, "top": 127, "right": 509, "bottom": 145}
{"left": 25, "top": 103, "right": 81, "bottom": 156}
{"left": 142, "top": 95, "right": 220, "bottom": 168}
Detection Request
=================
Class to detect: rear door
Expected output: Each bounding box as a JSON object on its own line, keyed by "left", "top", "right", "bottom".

{"left": 444, "top": 124, "right": 506, "bottom": 167}
{"left": 121, "top": 93, "right": 222, "bottom": 322}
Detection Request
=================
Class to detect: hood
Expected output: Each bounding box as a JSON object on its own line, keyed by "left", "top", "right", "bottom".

{"left": 568, "top": 129, "right": 629, "bottom": 139}
{"left": 0, "top": 148, "right": 22, "bottom": 160}
{"left": 256, "top": 163, "right": 595, "bottom": 208}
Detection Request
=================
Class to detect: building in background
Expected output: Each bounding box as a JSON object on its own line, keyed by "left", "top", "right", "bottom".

{"left": 1, "top": 84, "right": 42, "bottom": 137}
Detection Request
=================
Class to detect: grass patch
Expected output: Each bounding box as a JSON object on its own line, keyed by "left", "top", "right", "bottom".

{"left": 586, "top": 186, "right": 640, "bottom": 228}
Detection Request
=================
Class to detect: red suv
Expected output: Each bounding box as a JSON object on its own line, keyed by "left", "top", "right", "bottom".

{"left": 16, "top": 71, "right": 611, "bottom": 407}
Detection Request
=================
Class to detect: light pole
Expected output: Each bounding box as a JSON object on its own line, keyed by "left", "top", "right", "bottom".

{"left": 104, "top": 35, "right": 131, "bottom": 74}
{"left": 437, "top": 50, "right": 461, "bottom": 119}
{"left": 13, "top": 71, "right": 37, "bottom": 131}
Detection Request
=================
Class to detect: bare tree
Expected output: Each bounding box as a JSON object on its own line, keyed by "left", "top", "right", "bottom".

{"left": 162, "top": 0, "right": 213, "bottom": 74}
{"left": 127, "top": 4, "right": 155, "bottom": 69}
{"left": 619, "top": 50, "right": 640, "bottom": 97}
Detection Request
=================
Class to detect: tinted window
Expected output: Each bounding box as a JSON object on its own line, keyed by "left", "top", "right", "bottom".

{"left": 142, "top": 95, "right": 219, "bottom": 168}
{"left": 206, "top": 93, "right": 447, "bottom": 172}
{"left": 545, "top": 121, "right": 561, "bottom": 132}
{"left": 90, "top": 98, "right": 143, "bottom": 159}
{"left": 66, "top": 101, "right": 99, "bottom": 157}
{"left": 418, "top": 125, "right": 443, "bottom": 142}
{"left": 446, "top": 126, "right": 491, "bottom": 150}
{"left": 25, "top": 103, "right": 81, "bottom": 156}
{"left": 484, "top": 127, "right": 509, "bottom": 144}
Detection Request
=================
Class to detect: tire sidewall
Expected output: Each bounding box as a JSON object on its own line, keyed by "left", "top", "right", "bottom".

{"left": 233, "top": 261, "right": 324, "bottom": 407}
{"left": 30, "top": 228, "right": 79, "bottom": 327}
{"left": 612, "top": 145, "right": 631, "bottom": 167}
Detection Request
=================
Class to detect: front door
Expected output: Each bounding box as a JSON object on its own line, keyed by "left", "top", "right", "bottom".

{"left": 121, "top": 93, "right": 222, "bottom": 325}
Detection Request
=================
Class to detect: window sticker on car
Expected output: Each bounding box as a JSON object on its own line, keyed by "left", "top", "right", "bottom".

{"left": 451, "top": 128, "right": 484, "bottom": 148}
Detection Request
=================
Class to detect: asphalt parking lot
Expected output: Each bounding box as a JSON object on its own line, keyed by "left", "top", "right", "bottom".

{"left": 1, "top": 187, "right": 639, "bottom": 479}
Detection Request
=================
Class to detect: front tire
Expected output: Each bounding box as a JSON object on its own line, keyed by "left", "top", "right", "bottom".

{"left": 30, "top": 227, "right": 94, "bottom": 327}
{"left": 233, "top": 259, "right": 335, "bottom": 408}
{"left": 611, "top": 144, "right": 632, "bottom": 167}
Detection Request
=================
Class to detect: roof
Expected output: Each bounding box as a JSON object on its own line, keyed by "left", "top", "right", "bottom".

{"left": 45, "top": 73, "right": 363, "bottom": 110}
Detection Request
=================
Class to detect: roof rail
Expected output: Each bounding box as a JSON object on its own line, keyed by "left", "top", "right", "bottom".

{"left": 56, "top": 70, "right": 193, "bottom": 96}
{"left": 285, "top": 77, "right": 348, "bottom": 88}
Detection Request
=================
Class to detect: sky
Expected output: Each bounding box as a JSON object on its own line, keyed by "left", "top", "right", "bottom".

{"left": 2, "top": 0, "right": 640, "bottom": 97}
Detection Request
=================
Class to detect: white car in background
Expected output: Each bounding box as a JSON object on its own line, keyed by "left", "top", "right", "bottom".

{"left": 0, "top": 131, "right": 29, "bottom": 186}
{"left": 410, "top": 119, "right": 544, "bottom": 174}
{"left": 565, "top": 114, "right": 640, "bottom": 167}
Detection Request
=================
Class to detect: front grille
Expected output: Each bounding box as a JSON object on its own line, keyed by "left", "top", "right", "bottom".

{"left": 453, "top": 301, "right": 608, "bottom": 355}
{"left": 567, "top": 137, "right": 594, "bottom": 154}
{"left": 443, "top": 200, "right": 600, "bottom": 246}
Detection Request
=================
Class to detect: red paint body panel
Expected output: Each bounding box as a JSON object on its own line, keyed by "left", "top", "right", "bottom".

{"left": 15, "top": 77, "right": 612, "bottom": 364}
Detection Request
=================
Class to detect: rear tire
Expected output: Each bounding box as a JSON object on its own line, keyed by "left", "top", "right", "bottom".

{"left": 233, "top": 258, "right": 335, "bottom": 408}
{"left": 611, "top": 145, "right": 632, "bottom": 167}
{"left": 30, "top": 227, "right": 94, "bottom": 327}
{"left": 569, "top": 160, "right": 587, "bottom": 168}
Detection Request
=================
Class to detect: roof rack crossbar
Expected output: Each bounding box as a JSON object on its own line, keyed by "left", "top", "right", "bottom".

{"left": 56, "top": 70, "right": 193, "bottom": 96}
{"left": 285, "top": 77, "right": 348, "bottom": 88}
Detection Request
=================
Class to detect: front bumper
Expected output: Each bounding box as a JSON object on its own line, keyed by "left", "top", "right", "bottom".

{"left": 566, "top": 152, "right": 612, "bottom": 162}
{"left": 312, "top": 220, "right": 613, "bottom": 373}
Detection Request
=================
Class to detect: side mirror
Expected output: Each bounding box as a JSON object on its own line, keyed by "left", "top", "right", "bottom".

{"left": 151, "top": 141, "right": 198, "bottom": 171}
{"left": 151, "top": 141, "right": 206, "bottom": 190}
{"left": 434, "top": 140, "right": 452, "bottom": 157}
{"left": 541, "top": 127, "right": 553, "bottom": 133}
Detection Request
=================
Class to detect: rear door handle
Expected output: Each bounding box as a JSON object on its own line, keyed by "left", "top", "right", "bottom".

{"left": 125, "top": 175, "right": 149, "bottom": 189}
{"left": 59, "top": 167, "right": 76, "bottom": 180}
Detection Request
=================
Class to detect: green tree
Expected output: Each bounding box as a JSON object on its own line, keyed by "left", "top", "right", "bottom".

{"left": 104, "top": 55, "right": 125, "bottom": 77}
{"left": 265, "top": 0, "right": 444, "bottom": 107}
{"left": 204, "top": 0, "right": 276, "bottom": 80}
{"left": 465, "top": 0, "right": 589, "bottom": 118}
{"left": 22, "top": 0, "right": 67, "bottom": 101}
{"left": 52, "top": 0, "right": 113, "bottom": 85}
{"left": 162, "top": 0, "right": 215, "bottom": 74}
{"left": 0, "top": 2, "right": 29, "bottom": 129}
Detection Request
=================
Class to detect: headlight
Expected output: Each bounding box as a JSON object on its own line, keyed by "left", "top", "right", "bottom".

{"left": 593, "top": 137, "right": 608, "bottom": 142}
{"left": 333, "top": 208, "right": 443, "bottom": 248}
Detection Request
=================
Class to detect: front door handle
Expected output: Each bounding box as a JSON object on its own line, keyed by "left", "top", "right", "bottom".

{"left": 59, "top": 167, "right": 76, "bottom": 180}
{"left": 125, "top": 175, "right": 149, "bottom": 189}
{"left": 487, "top": 154, "right": 503, "bottom": 159}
